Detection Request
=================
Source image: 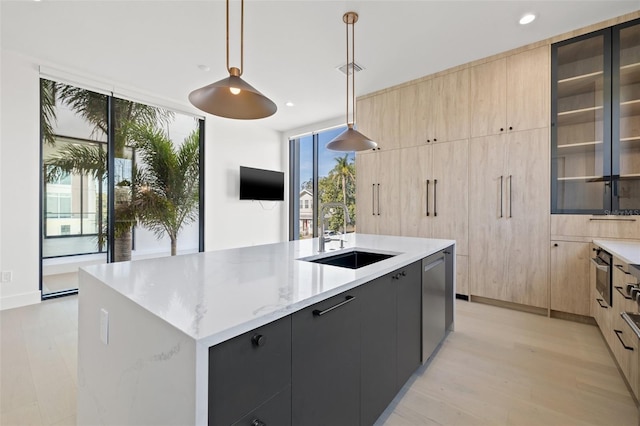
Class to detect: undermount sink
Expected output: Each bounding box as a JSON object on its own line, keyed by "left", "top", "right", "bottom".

{"left": 299, "top": 249, "right": 397, "bottom": 269}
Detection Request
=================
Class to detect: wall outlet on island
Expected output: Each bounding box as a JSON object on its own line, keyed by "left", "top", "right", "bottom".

{"left": 1, "top": 271, "right": 12, "bottom": 283}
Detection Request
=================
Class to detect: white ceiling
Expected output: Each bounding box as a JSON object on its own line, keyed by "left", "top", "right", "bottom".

{"left": 2, "top": 1, "right": 639, "bottom": 133}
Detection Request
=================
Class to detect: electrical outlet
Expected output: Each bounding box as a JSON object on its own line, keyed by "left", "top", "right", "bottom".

{"left": 100, "top": 308, "right": 109, "bottom": 345}
{"left": 1, "top": 271, "right": 12, "bottom": 283}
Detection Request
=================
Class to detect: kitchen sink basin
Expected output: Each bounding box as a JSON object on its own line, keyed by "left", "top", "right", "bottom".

{"left": 300, "top": 249, "right": 397, "bottom": 269}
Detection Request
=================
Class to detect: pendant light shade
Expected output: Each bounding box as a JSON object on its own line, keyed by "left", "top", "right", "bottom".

{"left": 327, "top": 12, "right": 377, "bottom": 152}
{"left": 326, "top": 124, "right": 376, "bottom": 151}
{"left": 189, "top": 0, "right": 276, "bottom": 120}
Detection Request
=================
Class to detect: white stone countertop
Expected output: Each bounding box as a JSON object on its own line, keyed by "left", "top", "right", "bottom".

{"left": 593, "top": 239, "right": 640, "bottom": 265}
{"left": 82, "top": 234, "right": 454, "bottom": 348}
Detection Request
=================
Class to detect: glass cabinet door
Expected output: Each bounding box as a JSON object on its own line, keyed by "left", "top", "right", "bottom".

{"left": 614, "top": 20, "right": 640, "bottom": 213}
{"left": 552, "top": 30, "right": 611, "bottom": 213}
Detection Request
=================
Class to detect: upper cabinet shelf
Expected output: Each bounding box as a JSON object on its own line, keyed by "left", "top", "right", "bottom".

{"left": 552, "top": 18, "right": 640, "bottom": 214}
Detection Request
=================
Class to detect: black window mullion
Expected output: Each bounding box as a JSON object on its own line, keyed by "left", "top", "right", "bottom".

{"left": 312, "top": 133, "right": 319, "bottom": 238}
{"left": 288, "top": 138, "right": 300, "bottom": 241}
{"left": 199, "top": 118, "right": 205, "bottom": 252}
{"left": 107, "top": 95, "right": 115, "bottom": 263}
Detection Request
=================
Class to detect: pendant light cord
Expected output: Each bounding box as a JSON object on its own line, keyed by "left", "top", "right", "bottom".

{"left": 226, "top": 0, "right": 244, "bottom": 76}
{"left": 345, "top": 13, "right": 357, "bottom": 127}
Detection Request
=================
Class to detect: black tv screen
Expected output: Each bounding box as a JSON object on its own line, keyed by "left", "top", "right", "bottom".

{"left": 239, "top": 166, "right": 284, "bottom": 201}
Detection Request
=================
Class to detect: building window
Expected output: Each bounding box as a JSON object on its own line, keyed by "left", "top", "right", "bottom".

{"left": 289, "top": 126, "right": 356, "bottom": 240}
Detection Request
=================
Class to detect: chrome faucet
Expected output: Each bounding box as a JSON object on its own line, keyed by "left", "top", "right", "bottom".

{"left": 318, "top": 202, "right": 351, "bottom": 253}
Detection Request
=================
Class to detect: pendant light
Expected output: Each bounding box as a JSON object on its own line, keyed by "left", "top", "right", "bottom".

{"left": 189, "top": 0, "right": 277, "bottom": 119}
{"left": 326, "top": 12, "right": 377, "bottom": 152}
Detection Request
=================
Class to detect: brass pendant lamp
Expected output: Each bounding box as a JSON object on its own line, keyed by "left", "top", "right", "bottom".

{"left": 189, "top": 0, "right": 277, "bottom": 119}
{"left": 326, "top": 12, "right": 377, "bottom": 152}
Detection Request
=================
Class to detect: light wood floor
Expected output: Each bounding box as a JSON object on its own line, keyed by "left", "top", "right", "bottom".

{"left": 1, "top": 296, "right": 638, "bottom": 425}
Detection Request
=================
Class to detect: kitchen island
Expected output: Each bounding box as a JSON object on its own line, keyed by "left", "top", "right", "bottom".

{"left": 77, "top": 234, "right": 455, "bottom": 425}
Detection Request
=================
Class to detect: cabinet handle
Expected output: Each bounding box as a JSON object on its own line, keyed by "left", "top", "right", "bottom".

{"left": 508, "top": 175, "right": 512, "bottom": 218}
{"left": 500, "top": 128, "right": 504, "bottom": 132}
{"left": 615, "top": 264, "right": 631, "bottom": 275}
{"left": 372, "top": 184, "right": 375, "bottom": 216}
{"left": 377, "top": 184, "right": 381, "bottom": 216}
{"left": 251, "top": 419, "right": 266, "bottom": 426}
{"left": 433, "top": 138, "right": 437, "bottom": 142}
{"left": 313, "top": 295, "right": 356, "bottom": 316}
{"left": 251, "top": 334, "right": 266, "bottom": 347}
{"left": 509, "top": 126, "right": 513, "bottom": 131}
{"left": 615, "top": 286, "right": 633, "bottom": 300}
{"left": 614, "top": 329, "right": 634, "bottom": 351}
{"left": 589, "top": 218, "right": 636, "bottom": 222}
{"left": 596, "top": 298, "right": 608, "bottom": 308}
{"left": 426, "top": 180, "right": 430, "bottom": 217}
{"left": 433, "top": 179, "right": 438, "bottom": 217}
{"left": 499, "top": 176, "right": 503, "bottom": 218}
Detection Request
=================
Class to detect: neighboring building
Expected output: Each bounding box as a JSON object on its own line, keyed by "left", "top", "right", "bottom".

{"left": 299, "top": 189, "right": 313, "bottom": 238}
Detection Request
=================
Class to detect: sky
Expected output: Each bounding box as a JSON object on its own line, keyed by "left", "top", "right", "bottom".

{"left": 299, "top": 126, "right": 355, "bottom": 189}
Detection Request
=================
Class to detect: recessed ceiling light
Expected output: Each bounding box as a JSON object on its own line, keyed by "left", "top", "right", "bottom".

{"left": 519, "top": 14, "right": 536, "bottom": 25}
{"left": 197, "top": 64, "right": 210, "bottom": 72}
{"left": 285, "top": 101, "right": 295, "bottom": 107}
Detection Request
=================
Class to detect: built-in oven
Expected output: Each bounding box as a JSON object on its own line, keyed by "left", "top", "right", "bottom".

{"left": 592, "top": 248, "right": 613, "bottom": 307}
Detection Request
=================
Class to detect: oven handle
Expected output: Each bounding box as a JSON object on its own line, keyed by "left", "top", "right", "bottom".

{"left": 591, "top": 257, "right": 609, "bottom": 271}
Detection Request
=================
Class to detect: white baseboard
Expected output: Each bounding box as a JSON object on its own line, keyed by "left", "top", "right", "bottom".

{"left": 0, "top": 290, "right": 41, "bottom": 311}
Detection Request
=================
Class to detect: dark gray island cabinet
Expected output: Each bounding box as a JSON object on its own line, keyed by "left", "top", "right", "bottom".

{"left": 208, "top": 251, "right": 452, "bottom": 426}
{"left": 77, "top": 235, "right": 454, "bottom": 426}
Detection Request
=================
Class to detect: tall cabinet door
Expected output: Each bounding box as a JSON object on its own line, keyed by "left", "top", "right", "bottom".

{"left": 506, "top": 46, "right": 550, "bottom": 132}
{"left": 470, "top": 58, "right": 507, "bottom": 137}
{"left": 399, "top": 80, "right": 430, "bottom": 147}
{"left": 430, "top": 139, "right": 469, "bottom": 255}
{"left": 504, "top": 128, "right": 550, "bottom": 308}
{"left": 355, "top": 153, "right": 378, "bottom": 234}
{"left": 399, "top": 145, "right": 431, "bottom": 237}
{"left": 469, "top": 135, "right": 508, "bottom": 299}
{"left": 377, "top": 150, "right": 401, "bottom": 236}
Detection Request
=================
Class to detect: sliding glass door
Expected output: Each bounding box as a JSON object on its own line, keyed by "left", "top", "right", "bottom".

{"left": 40, "top": 79, "right": 204, "bottom": 298}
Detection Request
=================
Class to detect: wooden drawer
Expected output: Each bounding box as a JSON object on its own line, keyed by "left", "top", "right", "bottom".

{"left": 209, "top": 316, "right": 292, "bottom": 426}
{"left": 551, "top": 214, "right": 640, "bottom": 239}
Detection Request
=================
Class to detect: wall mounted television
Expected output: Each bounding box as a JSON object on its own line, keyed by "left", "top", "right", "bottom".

{"left": 239, "top": 166, "right": 285, "bottom": 201}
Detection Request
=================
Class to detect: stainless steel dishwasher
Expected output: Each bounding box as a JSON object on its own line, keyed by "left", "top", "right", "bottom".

{"left": 422, "top": 250, "right": 446, "bottom": 364}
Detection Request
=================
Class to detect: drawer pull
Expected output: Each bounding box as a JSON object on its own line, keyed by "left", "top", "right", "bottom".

{"left": 615, "top": 286, "right": 633, "bottom": 300}
{"left": 614, "top": 329, "right": 634, "bottom": 351}
{"left": 615, "top": 264, "right": 631, "bottom": 275}
{"left": 589, "top": 218, "right": 636, "bottom": 222}
{"left": 251, "top": 334, "right": 266, "bottom": 347}
{"left": 313, "top": 295, "right": 355, "bottom": 316}
{"left": 596, "top": 298, "right": 608, "bottom": 308}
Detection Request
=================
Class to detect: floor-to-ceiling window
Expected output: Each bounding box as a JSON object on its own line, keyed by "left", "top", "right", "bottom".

{"left": 40, "top": 79, "right": 204, "bottom": 298}
{"left": 289, "top": 125, "right": 356, "bottom": 244}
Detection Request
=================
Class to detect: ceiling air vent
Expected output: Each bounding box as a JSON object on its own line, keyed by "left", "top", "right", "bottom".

{"left": 337, "top": 62, "right": 364, "bottom": 75}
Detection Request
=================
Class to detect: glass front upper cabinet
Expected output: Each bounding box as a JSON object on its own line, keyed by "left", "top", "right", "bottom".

{"left": 552, "top": 18, "right": 640, "bottom": 214}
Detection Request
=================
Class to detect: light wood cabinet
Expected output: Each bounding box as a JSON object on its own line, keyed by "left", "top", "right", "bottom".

{"left": 355, "top": 150, "right": 401, "bottom": 236}
{"left": 356, "top": 90, "right": 401, "bottom": 151}
{"left": 456, "top": 255, "right": 469, "bottom": 296}
{"left": 550, "top": 241, "right": 590, "bottom": 316}
{"left": 398, "top": 140, "right": 468, "bottom": 255}
{"left": 399, "top": 69, "right": 470, "bottom": 147}
{"left": 470, "top": 46, "right": 549, "bottom": 137}
{"left": 469, "top": 128, "right": 549, "bottom": 308}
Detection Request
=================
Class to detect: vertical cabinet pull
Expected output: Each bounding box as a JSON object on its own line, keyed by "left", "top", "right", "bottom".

{"left": 508, "top": 175, "right": 512, "bottom": 218}
{"left": 377, "top": 184, "right": 381, "bottom": 216}
{"left": 426, "top": 180, "right": 430, "bottom": 216}
{"left": 499, "top": 176, "right": 503, "bottom": 218}
{"left": 371, "top": 183, "right": 375, "bottom": 216}
{"left": 433, "top": 179, "right": 438, "bottom": 217}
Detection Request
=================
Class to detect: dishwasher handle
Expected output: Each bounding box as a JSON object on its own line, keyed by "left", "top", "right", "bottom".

{"left": 423, "top": 257, "right": 445, "bottom": 273}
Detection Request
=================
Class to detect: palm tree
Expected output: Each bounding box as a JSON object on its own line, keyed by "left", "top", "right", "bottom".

{"left": 43, "top": 81, "right": 188, "bottom": 260}
{"left": 128, "top": 124, "right": 200, "bottom": 256}
{"left": 331, "top": 154, "right": 356, "bottom": 232}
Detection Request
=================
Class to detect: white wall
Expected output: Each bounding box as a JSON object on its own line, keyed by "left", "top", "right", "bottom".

{"left": 204, "top": 117, "right": 285, "bottom": 251}
{"left": 0, "top": 49, "right": 286, "bottom": 310}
